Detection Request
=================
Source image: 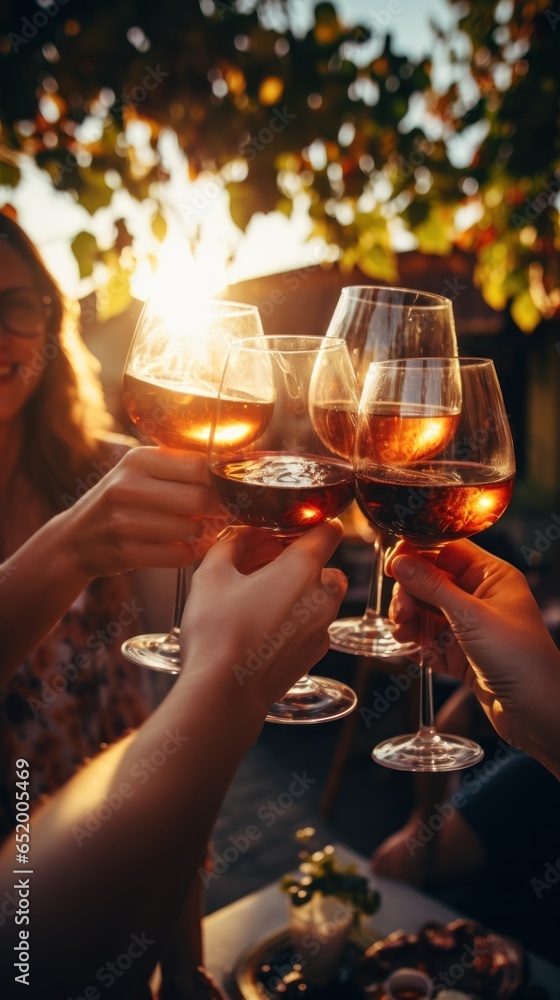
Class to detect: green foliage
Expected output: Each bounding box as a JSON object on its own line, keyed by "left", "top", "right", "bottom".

{"left": 0, "top": 161, "right": 19, "bottom": 186}
{"left": 70, "top": 230, "right": 98, "bottom": 278}
{"left": 151, "top": 211, "right": 167, "bottom": 242}
{"left": 0, "top": 0, "right": 557, "bottom": 328}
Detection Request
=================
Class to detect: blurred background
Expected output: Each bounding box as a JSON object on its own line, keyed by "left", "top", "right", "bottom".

{"left": 1, "top": 0, "right": 560, "bottom": 962}
{"left": 1, "top": 0, "right": 559, "bottom": 533}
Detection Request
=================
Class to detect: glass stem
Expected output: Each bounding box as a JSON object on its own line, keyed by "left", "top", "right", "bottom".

{"left": 291, "top": 675, "right": 316, "bottom": 691}
{"left": 167, "top": 566, "right": 188, "bottom": 640}
{"left": 363, "top": 533, "right": 385, "bottom": 621}
{"left": 417, "top": 549, "right": 442, "bottom": 738}
{"left": 418, "top": 607, "right": 436, "bottom": 736}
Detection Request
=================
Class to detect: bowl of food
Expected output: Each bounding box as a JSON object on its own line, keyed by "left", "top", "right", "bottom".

{"left": 352, "top": 919, "right": 528, "bottom": 999}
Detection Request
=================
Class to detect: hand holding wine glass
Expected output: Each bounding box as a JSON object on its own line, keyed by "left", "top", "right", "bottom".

{"left": 180, "top": 522, "right": 350, "bottom": 716}
{"left": 354, "top": 357, "right": 516, "bottom": 771}
{"left": 121, "top": 298, "right": 264, "bottom": 673}
{"left": 208, "top": 335, "right": 359, "bottom": 723}
{"left": 384, "top": 537, "right": 560, "bottom": 763}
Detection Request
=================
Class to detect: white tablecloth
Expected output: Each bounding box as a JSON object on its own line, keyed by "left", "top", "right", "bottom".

{"left": 203, "top": 843, "right": 560, "bottom": 998}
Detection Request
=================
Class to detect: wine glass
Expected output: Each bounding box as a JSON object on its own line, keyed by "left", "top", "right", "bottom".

{"left": 355, "top": 357, "right": 515, "bottom": 771}
{"left": 325, "top": 285, "right": 458, "bottom": 658}
{"left": 208, "top": 335, "right": 359, "bottom": 724}
{"left": 120, "top": 298, "right": 264, "bottom": 673}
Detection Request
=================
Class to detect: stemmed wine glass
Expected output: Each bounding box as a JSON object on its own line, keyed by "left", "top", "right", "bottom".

{"left": 120, "top": 298, "right": 264, "bottom": 673}
{"left": 208, "top": 335, "right": 359, "bottom": 723}
{"left": 354, "top": 357, "right": 515, "bottom": 771}
{"left": 325, "top": 286, "right": 458, "bottom": 658}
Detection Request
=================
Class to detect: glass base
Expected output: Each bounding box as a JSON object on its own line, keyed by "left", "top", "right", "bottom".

{"left": 266, "top": 676, "right": 357, "bottom": 725}
{"left": 328, "top": 615, "right": 420, "bottom": 659}
{"left": 121, "top": 632, "right": 182, "bottom": 674}
{"left": 372, "top": 730, "right": 485, "bottom": 772}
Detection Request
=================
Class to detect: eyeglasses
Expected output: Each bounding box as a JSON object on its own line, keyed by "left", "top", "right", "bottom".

{"left": 0, "top": 287, "right": 52, "bottom": 338}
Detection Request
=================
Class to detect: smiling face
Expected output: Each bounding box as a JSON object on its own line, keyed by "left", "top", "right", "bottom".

{"left": 0, "top": 243, "right": 48, "bottom": 427}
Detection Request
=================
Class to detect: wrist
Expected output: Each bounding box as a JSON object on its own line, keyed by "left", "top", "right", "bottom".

{"left": 175, "top": 652, "right": 266, "bottom": 746}
{"left": 50, "top": 506, "right": 94, "bottom": 588}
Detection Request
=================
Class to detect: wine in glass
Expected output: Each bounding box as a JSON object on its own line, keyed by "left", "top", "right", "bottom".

{"left": 121, "top": 298, "right": 264, "bottom": 673}
{"left": 208, "top": 335, "right": 359, "bottom": 723}
{"left": 325, "top": 285, "right": 458, "bottom": 658}
{"left": 354, "top": 357, "right": 515, "bottom": 771}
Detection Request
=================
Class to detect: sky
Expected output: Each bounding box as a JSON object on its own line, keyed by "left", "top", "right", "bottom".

{"left": 0, "top": 0, "right": 457, "bottom": 299}
{"left": 298, "top": 0, "right": 454, "bottom": 58}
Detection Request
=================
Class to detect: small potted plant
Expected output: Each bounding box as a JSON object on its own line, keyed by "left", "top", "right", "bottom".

{"left": 281, "top": 828, "right": 381, "bottom": 986}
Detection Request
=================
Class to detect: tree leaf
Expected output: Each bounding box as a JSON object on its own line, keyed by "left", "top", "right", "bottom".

{"left": 510, "top": 289, "right": 541, "bottom": 334}
{"left": 415, "top": 207, "right": 454, "bottom": 256}
{"left": 151, "top": 212, "right": 167, "bottom": 242}
{"left": 70, "top": 231, "right": 98, "bottom": 279}
{"left": 76, "top": 170, "right": 114, "bottom": 215}
{"left": 357, "top": 244, "right": 398, "bottom": 283}
{"left": 96, "top": 251, "right": 132, "bottom": 321}
{"left": 0, "top": 162, "right": 20, "bottom": 187}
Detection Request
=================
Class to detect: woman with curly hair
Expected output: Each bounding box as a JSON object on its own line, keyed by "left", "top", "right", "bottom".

{"left": 0, "top": 212, "right": 220, "bottom": 837}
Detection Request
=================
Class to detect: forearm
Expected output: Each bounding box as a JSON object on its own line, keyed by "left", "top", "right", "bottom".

{"left": 513, "top": 651, "right": 560, "bottom": 780}
{"left": 158, "top": 880, "right": 204, "bottom": 997}
{"left": 0, "top": 666, "right": 260, "bottom": 996}
{"left": 1, "top": 510, "right": 91, "bottom": 681}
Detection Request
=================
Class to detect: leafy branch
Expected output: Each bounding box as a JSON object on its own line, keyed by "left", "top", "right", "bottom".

{"left": 0, "top": 0, "right": 557, "bottom": 329}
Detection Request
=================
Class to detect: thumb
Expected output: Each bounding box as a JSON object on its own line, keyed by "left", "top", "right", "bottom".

{"left": 197, "top": 525, "right": 254, "bottom": 572}
{"left": 392, "top": 554, "right": 476, "bottom": 625}
{"left": 200, "top": 524, "right": 287, "bottom": 576}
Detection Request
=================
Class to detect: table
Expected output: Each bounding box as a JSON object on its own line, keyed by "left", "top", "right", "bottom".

{"left": 203, "top": 843, "right": 560, "bottom": 998}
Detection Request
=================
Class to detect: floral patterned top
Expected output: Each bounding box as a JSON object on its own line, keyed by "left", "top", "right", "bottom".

{"left": 0, "top": 570, "right": 155, "bottom": 842}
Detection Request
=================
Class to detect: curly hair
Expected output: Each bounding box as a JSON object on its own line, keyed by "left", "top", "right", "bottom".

{"left": 0, "top": 213, "right": 114, "bottom": 512}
